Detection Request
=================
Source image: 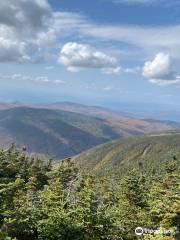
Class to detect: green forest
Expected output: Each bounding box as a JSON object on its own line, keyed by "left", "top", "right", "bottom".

{"left": 0, "top": 146, "right": 179, "bottom": 240}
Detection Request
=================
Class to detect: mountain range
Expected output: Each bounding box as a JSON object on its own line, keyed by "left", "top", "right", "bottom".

{"left": 0, "top": 102, "right": 180, "bottom": 159}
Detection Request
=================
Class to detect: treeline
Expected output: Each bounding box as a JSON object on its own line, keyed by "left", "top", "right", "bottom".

{"left": 0, "top": 146, "right": 179, "bottom": 240}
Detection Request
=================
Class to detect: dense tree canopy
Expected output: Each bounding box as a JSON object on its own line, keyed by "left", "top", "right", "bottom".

{"left": 0, "top": 147, "right": 179, "bottom": 239}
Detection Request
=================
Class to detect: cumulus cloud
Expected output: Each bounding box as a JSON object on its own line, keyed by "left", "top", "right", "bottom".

{"left": 0, "top": 37, "right": 31, "bottom": 62}
{"left": 58, "top": 42, "right": 120, "bottom": 73}
{"left": 0, "top": 1, "right": 85, "bottom": 63}
{"left": 1, "top": 0, "right": 180, "bottom": 83}
{"left": 0, "top": 0, "right": 53, "bottom": 62}
{"left": 143, "top": 53, "right": 171, "bottom": 79}
{"left": 0, "top": 0, "right": 51, "bottom": 30}
{"left": 142, "top": 53, "right": 180, "bottom": 85}
{"left": 0, "top": 0, "right": 93, "bottom": 63}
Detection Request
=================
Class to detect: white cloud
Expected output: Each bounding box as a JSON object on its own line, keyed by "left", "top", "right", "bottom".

{"left": 102, "top": 67, "right": 122, "bottom": 75}
{"left": 0, "top": 36, "right": 31, "bottom": 62}
{"left": 0, "top": 73, "right": 65, "bottom": 84}
{"left": 124, "top": 67, "right": 141, "bottom": 74}
{"left": 58, "top": 42, "right": 120, "bottom": 73}
{"left": 52, "top": 13, "right": 180, "bottom": 62}
{"left": 0, "top": 1, "right": 91, "bottom": 63}
{"left": 143, "top": 53, "right": 171, "bottom": 79}
{"left": 67, "top": 66, "right": 81, "bottom": 73}
{"left": 0, "top": 0, "right": 53, "bottom": 62}
{"left": 1, "top": 0, "right": 180, "bottom": 81}
{"left": 103, "top": 66, "right": 140, "bottom": 75}
{"left": 149, "top": 78, "right": 180, "bottom": 86}
{"left": 0, "top": 0, "right": 51, "bottom": 30}
{"left": 0, "top": 1, "right": 87, "bottom": 63}
{"left": 142, "top": 53, "right": 180, "bottom": 86}
{"left": 81, "top": 25, "right": 180, "bottom": 56}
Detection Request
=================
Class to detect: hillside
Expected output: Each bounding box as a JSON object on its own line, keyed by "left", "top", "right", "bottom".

{"left": 73, "top": 132, "right": 180, "bottom": 178}
{"left": 0, "top": 106, "right": 179, "bottom": 159}
{"left": 1, "top": 101, "right": 180, "bottom": 122}
{"left": 43, "top": 102, "right": 180, "bottom": 134}
{"left": 0, "top": 107, "right": 121, "bottom": 158}
{"left": 0, "top": 102, "right": 179, "bottom": 136}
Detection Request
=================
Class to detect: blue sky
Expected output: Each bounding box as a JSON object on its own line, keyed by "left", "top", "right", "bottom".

{"left": 0, "top": 0, "right": 180, "bottom": 110}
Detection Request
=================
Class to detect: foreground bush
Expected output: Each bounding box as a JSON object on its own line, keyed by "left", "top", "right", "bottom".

{"left": 0, "top": 147, "right": 179, "bottom": 239}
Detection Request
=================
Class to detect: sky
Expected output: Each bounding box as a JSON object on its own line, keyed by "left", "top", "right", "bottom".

{"left": 0, "top": 0, "right": 180, "bottom": 110}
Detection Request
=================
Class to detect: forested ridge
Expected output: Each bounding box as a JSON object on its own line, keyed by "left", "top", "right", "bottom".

{"left": 0, "top": 107, "right": 179, "bottom": 159}
{"left": 0, "top": 146, "right": 179, "bottom": 240}
{"left": 73, "top": 133, "right": 180, "bottom": 179}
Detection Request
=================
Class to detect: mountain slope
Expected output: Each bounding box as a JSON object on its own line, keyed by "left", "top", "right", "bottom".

{"left": 46, "top": 102, "right": 180, "bottom": 134}
{"left": 73, "top": 132, "right": 180, "bottom": 178}
{"left": 0, "top": 107, "right": 121, "bottom": 158}
{"left": 0, "top": 106, "right": 179, "bottom": 159}
{"left": 0, "top": 102, "right": 179, "bottom": 136}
